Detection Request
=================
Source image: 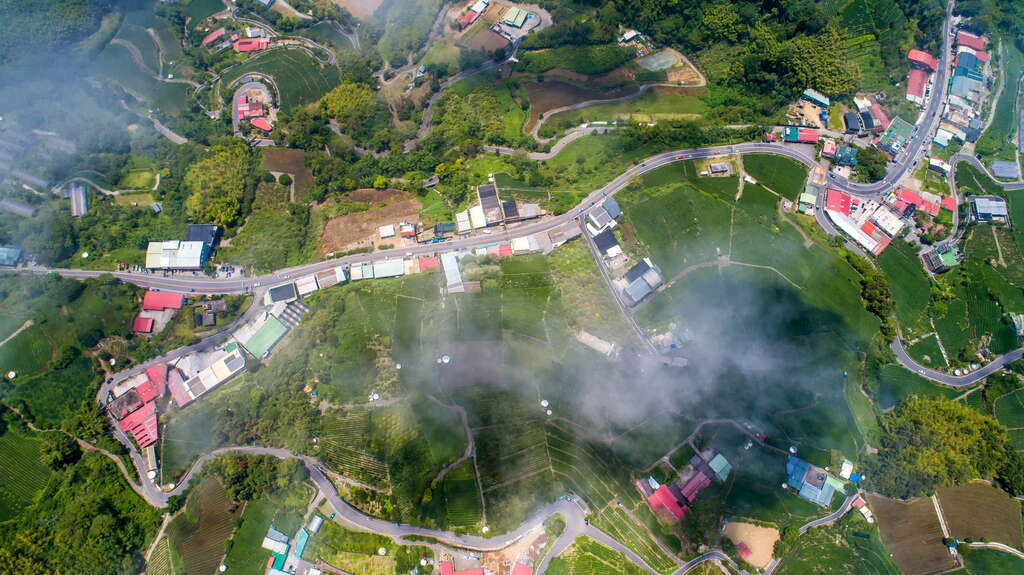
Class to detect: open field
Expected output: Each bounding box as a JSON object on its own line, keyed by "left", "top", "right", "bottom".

{"left": 0, "top": 427, "right": 53, "bottom": 522}
{"left": 224, "top": 482, "right": 311, "bottom": 575}
{"left": 538, "top": 88, "right": 706, "bottom": 138}
{"left": 875, "top": 365, "right": 959, "bottom": 411}
{"left": 936, "top": 481, "right": 1023, "bottom": 548}
{"left": 261, "top": 147, "right": 315, "bottom": 196}
{"left": 864, "top": 494, "right": 956, "bottom": 575}
{"left": 219, "top": 49, "right": 341, "bottom": 109}
{"left": 304, "top": 519, "right": 432, "bottom": 574}
{"left": 168, "top": 477, "right": 241, "bottom": 575}
{"left": 317, "top": 191, "right": 421, "bottom": 255}
{"left": 876, "top": 240, "right": 931, "bottom": 337}
{"left": 723, "top": 522, "right": 778, "bottom": 568}
{"left": 906, "top": 333, "right": 944, "bottom": 367}
{"left": 547, "top": 536, "right": 649, "bottom": 575}
{"left": 962, "top": 547, "right": 1024, "bottom": 574}
{"left": 332, "top": 0, "right": 386, "bottom": 20}
{"left": 775, "top": 515, "right": 901, "bottom": 575}
{"left": 742, "top": 154, "right": 808, "bottom": 201}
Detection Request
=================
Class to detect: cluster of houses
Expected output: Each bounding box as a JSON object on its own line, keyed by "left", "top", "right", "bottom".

{"left": 823, "top": 186, "right": 956, "bottom": 256}
{"left": 586, "top": 197, "right": 665, "bottom": 305}
{"left": 145, "top": 224, "right": 221, "bottom": 270}
{"left": 456, "top": 0, "right": 532, "bottom": 31}
{"left": 453, "top": 183, "right": 543, "bottom": 234}
{"left": 935, "top": 31, "right": 994, "bottom": 157}
{"left": 639, "top": 450, "right": 731, "bottom": 523}
{"left": 260, "top": 514, "right": 324, "bottom": 575}
{"left": 199, "top": 25, "right": 271, "bottom": 54}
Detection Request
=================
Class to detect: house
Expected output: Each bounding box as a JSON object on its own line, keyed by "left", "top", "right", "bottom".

{"left": 0, "top": 198, "right": 35, "bottom": 218}
{"left": 251, "top": 118, "right": 273, "bottom": 132}
{"left": 801, "top": 88, "right": 830, "bottom": 109}
{"left": 372, "top": 259, "right": 405, "bottom": 278}
{"left": 201, "top": 27, "right": 226, "bottom": 46}
{"left": 870, "top": 103, "right": 890, "bottom": 130}
{"left": 991, "top": 160, "right": 1020, "bottom": 180}
{"left": 169, "top": 345, "right": 246, "bottom": 407}
{"left": 143, "top": 291, "right": 185, "bottom": 311}
{"left": 118, "top": 402, "right": 158, "bottom": 448}
{"left": 133, "top": 316, "right": 155, "bottom": 333}
{"left": 264, "top": 283, "right": 298, "bottom": 305}
{"left": 859, "top": 111, "right": 875, "bottom": 133}
{"left": 234, "top": 37, "right": 270, "bottom": 52}
{"left": 261, "top": 526, "right": 290, "bottom": 555}
{"left": 0, "top": 245, "right": 21, "bottom": 267}
{"left": 623, "top": 258, "right": 664, "bottom": 305}
{"left": 906, "top": 68, "right": 928, "bottom": 105}
{"left": 237, "top": 99, "right": 264, "bottom": 119}
{"left": 843, "top": 112, "right": 862, "bottom": 133}
{"left": 592, "top": 229, "right": 622, "bottom": 258}
{"left": 786, "top": 455, "right": 840, "bottom": 507}
{"left": 877, "top": 117, "right": 915, "bottom": 156}
{"left": 708, "top": 453, "right": 732, "bottom": 482}
{"left": 458, "top": 9, "right": 480, "bottom": 29}
{"left": 646, "top": 484, "right": 688, "bottom": 522}
{"left": 833, "top": 145, "right": 858, "bottom": 167}
{"left": 907, "top": 48, "right": 938, "bottom": 71}
{"left": 956, "top": 30, "right": 987, "bottom": 51}
{"left": 145, "top": 241, "right": 209, "bottom": 269}
{"left": 70, "top": 182, "right": 88, "bottom": 217}
{"left": 782, "top": 126, "right": 818, "bottom": 143}
{"left": 185, "top": 224, "right": 221, "bottom": 249}
{"left": 971, "top": 196, "right": 1009, "bottom": 222}
{"left": 825, "top": 189, "right": 852, "bottom": 215}
{"left": 821, "top": 139, "right": 836, "bottom": 158}
{"left": 477, "top": 183, "right": 503, "bottom": 224}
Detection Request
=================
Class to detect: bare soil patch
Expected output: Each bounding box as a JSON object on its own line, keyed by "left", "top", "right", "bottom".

{"left": 937, "top": 481, "right": 1023, "bottom": 548}
{"left": 261, "top": 148, "right": 314, "bottom": 196}
{"left": 865, "top": 493, "right": 957, "bottom": 575}
{"left": 522, "top": 80, "right": 636, "bottom": 132}
{"left": 463, "top": 26, "right": 509, "bottom": 52}
{"left": 318, "top": 190, "right": 421, "bottom": 254}
{"left": 330, "top": 0, "right": 384, "bottom": 19}
{"left": 722, "top": 522, "right": 778, "bottom": 569}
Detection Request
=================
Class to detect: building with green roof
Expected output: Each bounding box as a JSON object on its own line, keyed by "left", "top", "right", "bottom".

{"left": 0, "top": 245, "right": 21, "bottom": 267}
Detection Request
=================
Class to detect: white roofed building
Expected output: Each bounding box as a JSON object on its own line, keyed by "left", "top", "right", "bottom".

{"left": 145, "top": 241, "right": 209, "bottom": 269}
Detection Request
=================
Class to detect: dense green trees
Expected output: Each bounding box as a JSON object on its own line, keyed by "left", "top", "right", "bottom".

{"left": 864, "top": 397, "right": 1017, "bottom": 498}
{"left": 184, "top": 143, "right": 259, "bottom": 228}
{"left": 855, "top": 146, "right": 890, "bottom": 182}
{"left": 206, "top": 454, "right": 309, "bottom": 503}
{"left": 0, "top": 0, "right": 111, "bottom": 67}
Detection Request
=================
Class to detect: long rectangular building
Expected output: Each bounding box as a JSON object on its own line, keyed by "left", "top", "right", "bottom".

{"left": 145, "top": 241, "right": 210, "bottom": 269}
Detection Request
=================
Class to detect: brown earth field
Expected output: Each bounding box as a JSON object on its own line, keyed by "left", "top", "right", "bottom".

{"left": 318, "top": 189, "right": 421, "bottom": 254}
{"left": 723, "top": 521, "right": 778, "bottom": 569}
{"left": 522, "top": 79, "right": 637, "bottom": 133}
{"left": 462, "top": 26, "right": 509, "bottom": 52}
{"left": 261, "top": 148, "right": 314, "bottom": 196}
{"left": 330, "top": 0, "right": 385, "bottom": 19}
{"left": 936, "top": 481, "right": 1023, "bottom": 548}
{"left": 865, "top": 494, "right": 956, "bottom": 575}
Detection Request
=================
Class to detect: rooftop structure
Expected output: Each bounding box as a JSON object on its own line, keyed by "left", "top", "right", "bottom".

{"left": 592, "top": 229, "right": 622, "bottom": 258}
{"left": 503, "top": 6, "right": 528, "bottom": 27}
{"left": 70, "top": 183, "right": 88, "bottom": 217}
{"left": 646, "top": 484, "right": 688, "bottom": 521}
{"left": 251, "top": 118, "right": 272, "bottom": 133}
{"left": 373, "top": 259, "right": 405, "bottom": 278}
{"left": 169, "top": 346, "right": 246, "bottom": 407}
{"left": 708, "top": 453, "right": 732, "bottom": 482}
{"left": 871, "top": 103, "right": 890, "bottom": 130}
{"left": 145, "top": 241, "right": 209, "bottom": 269}
{"left": 477, "top": 183, "right": 502, "bottom": 224}
{"left": 906, "top": 68, "right": 928, "bottom": 104}
{"left": 237, "top": 99, "right": 264, "bottom": 119}
{"left": 907, "top": 49, "right": 938, "bottom": 71}
{"left": 262, "top": 526, "right": 290, "bottom": 555}
{"left": 119, "top": 402, "right": 158, "bottom": 448}
{"left": 956, "top": 30, "right": 987, "bottom": 51}
{"left": 877, "top": 117, "right": 915, "bottom": 156}
{"left": 470, "top": 0, "right": 489, "bottom": 13}
{"left": 834, "top": 145, "right": 858, "bottom": 166}
{"left": 458, "top": 9, "right": 480, "bottom": 29}
{"left": 896, "top": 189, "right": 939, "bottom": 217}
{"left": 186, "top": 224, "right": 222, "bottom": 249}
{"left": 782, "top": 126, "right": 818, "bottom": 143}
{"left": 991, "top": 160, "right": 1020, "bottom": 180}
{"left": 142, "top": 291, "right": 185, "bottom": 311}
{"left": 238, "top": 315, "right": 289, "bottom": 358}
{"left": 264, "top": 283, "right": 298, "bottom": 305}
{"left": 801, "top": 88, "right": 830, "bottom": 108}
{"left": 971, "top": 195, "right": 1008, "bottom": 221}
{"left": 201, "top": 27, "right": 226, "bottom": 46}
{"left": 441, "top": 251, "right": 464, "bottom": 293}
{"left": 0, "top": 245, "right": 21, "bottom": 267}
{"left": 234, "top": 37, "right": 270, "bottom": 52}
{"left": 623, "top": 258, "right": 664, "bottom": 304}
{"left": 439, "top": 562, "right": 484, "bottom": 575}
{"left": 821, "top": 139, "right": 836, "bottom": 158}
{"left": 295, "top": 275, "right": 319, "bottom": 297}
{"left": 786, "top": 455, "right": 837, "bottom": 507}
{"left": 510, "top": 564, "right": 534, "bottom": 575}
{"left": 133, "top": 316, "right": 155, "bottom": 333}
{"left": 825, "top": 189, "right": 851, "bottom": 215}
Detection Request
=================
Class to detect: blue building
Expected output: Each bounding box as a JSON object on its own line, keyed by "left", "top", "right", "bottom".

{"left": 786, "top": 455, "right": 844, "bottom": 507}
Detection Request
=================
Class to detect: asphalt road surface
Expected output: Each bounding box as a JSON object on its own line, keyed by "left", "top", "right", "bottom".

{"left": 890, "top": 339, "right": 1024, "bottom": 386}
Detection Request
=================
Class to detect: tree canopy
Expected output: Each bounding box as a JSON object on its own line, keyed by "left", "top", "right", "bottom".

{"left": 864, "top": 397, "right": 1015, "bottom": 498}
{"left": 184, "top": 144, "right": 258, "bottom": 228}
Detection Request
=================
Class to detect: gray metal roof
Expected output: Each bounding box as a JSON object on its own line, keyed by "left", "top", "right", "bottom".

{"left": 991, "top": 160, "right": 1020, "bottom": 179}
{"left": 971, "top": 196, "right": 1008, "bottom": 216}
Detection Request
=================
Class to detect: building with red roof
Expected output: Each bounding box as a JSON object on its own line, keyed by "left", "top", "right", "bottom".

{"left": 439, "top": 562, "right": 484, "bottom": 575}
{"left": 142, "top": 291, "right": 185, "bottom": 311}
{"left": 897, "top": 189, "right": 940, "bottom": 217}
{"left": 234, "top": 37, "right": 270, "bottom": 52}
{"left": 821, "top": 139, "right": 836, "bottom": 158}
{"left": 119, "top": 402, "right": 158, "bottom": 448}
{"left": 251, "top": 118, "right": 273, "bottom": 132}
{"left": 679, "top": 471, "right": 711, "bottom": 502}
{"left": 907, "top": 49, "right": 938, "bottom": 71}
{"left": 941, "top": 196, "right": 957, "bottom": 211}
{"left": 870, "top": 103, "right": 890, "bottom": 130}
{"left": 201, "top": 27, "right": 226, "bottom": 46}
{"left": 825, "top": 189, "right": 852, "bottom": 215}
{"left": 418, "top": 256, "right": 439, "bottom": 270}
{"left": 498, "top": 244, "right": 513, "bottom": 257}
{"left": 133, "top": 316, "right": 155, "bottom": 333}
{"left": 458, "top": 10, "right": 480, "bottom": 29}
{"left": 906, "top": 68, "right": 928, "bottom": 104}
{"left": 167, "top": 368, "right": 192, "bottom": 408}
{"left": 134, "top": 365, "right": 168, "bottom": 403}
{"left": 511, "top": 564, "right": 533, "bottom": 575}
{"left": 956, "top": 30, "right": 987, "bottom": 51}
{"left": 974, "top": 50, "right": 989, "bottom": 62}
{"left": 860, "top": 220, "right": 877, "bottom": 236}
{"left": 646, "top": 484, "right": 688, "bottom": 522}
{"left": 237, "top": 99, "right": 264, "bottom": 119}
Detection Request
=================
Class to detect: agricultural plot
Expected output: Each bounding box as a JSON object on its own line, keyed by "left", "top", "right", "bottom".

{"left": 936, "top": 481, "right": 1023, "bottom": 548}
{"left": 722, "top": 444, "right": 821, "bottom": 526}
{"left": 775, "top": 515, "right": 901, "bottom": 575}
{"left": 116, "top": 23, "right": 160, "bottom": 73}
{"left": 875, "top": 365, "right": 959, "bottom": 410}
{"left": 439, "top": 459, "right": 482, "bottom": 528}
{"left": 548, "top": 537, "right": 649, "bottom": 575}
{"left": 299, "top": 21, "right": 354, "bottom": 52}
{"left": 548, "top": 239, "right": 634, "bottom": 344}
{"left": 995, "top": 389, "right": 1024, "bottom": 429}
{"left": 0, "top": 427, "right": 53, "bottom": 522}
{"left": 183, "top": 0, "right": 224, "bottom": 29}
{"left": 742, "top": 154, "right": 808, "bottom": 201}
{"left": 876, "top": 239, "right": 931, "bottom": 336}
{"left": 303, "top": 520, "right": 432, "bottom": 575}
{"left": 538, "top": 88, "right": 707, "bottom": 138}
{"left": 90, "top": 42, "right": 189, "bottom": 114}
{"left": 145, "top": 537, "right": 174, "bottom": 575}
{"left": 168, "top": 478, "right": 240, "bottom": 575}
{"left": 975, "top": 39, "right": 1024, "bottom": 164}
{"left": 319, "top": 407, "right": 391, "bottom": 486}
{"left": 219, "top": 49, "right": 341, "bottom": 109}
{"left": 907, "top": 335, "right": 945, "bottom": 369}
{"left": 962, "top": 547, "right": 1024, "bottom": 574}
{"left": 0, "top": 324, "right": 53, "bottom": 377}
{"left": 864, "top": 494, "right": 956, "bottom": 575}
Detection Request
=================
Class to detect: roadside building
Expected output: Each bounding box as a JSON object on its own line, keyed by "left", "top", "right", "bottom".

{"left": 870, "top": 103, "right": 890, "bottom": 130}
{"left": 592, "top": 229, "right": 622, "bottom": 258}
{"left": 905, "top": 68, "right": 928, "bottom": 105}
{"left": 877, "top": 117, "right": 915, "bottom": 156}
{"left": 477, "top": 183, "right": 503, "bottom": 224}
{"left": 510, "top": 564, "right": 533, "bottom": 575}
{"left": 708, "top": 453, "right": 732, "bottom": 482}
{"left": 315, "top": 267, "right": 346, "bottom": 289}
{"left": 169, "top": 345, "right": 246, "bottom": 407}
{"left": 801, "top": 88, "right": 830, "bottom": 109}
{"left": 237, "top": 315, "right": 289, "bottom": 358}
{"left": 143, "top": 291, "right": 186, "bottom": 311}
{"left": 955, "top": 30, "right": 987, "bottom": 51}
{"left": 708, "top": 162, "right": 731, "bottom": 175}
{"left": 782, "top": 126, "right": 818, "bottom": 143}
{"left": 264, "top": 283, "right": 298, "bottom": 305}
{"left": 441, "top": 251, "right": 465, "bottom": 293}
{"left": 237, "top": 99, "right": 264, "bottom": 119}
{"left": 70, "top": 182, "right": 88, "bottom": 217}
{"left": 373, "top": 259, "right": 405, "bottom": 278}
{"left": 821, "top": 139, "right": 836, "bottom": 158}
{"left": 923, "top": 249, "right": 951, "bottom": 273}
{"left": 0, "top": 245, "right": 21, "bottom": 267}
{"left": 843, "top": 112, "right": 862, "bottom": 133}
{"left": 234, "top": 37, "right": 270, "bottom": 52}
{"left": 833, "top": 145, "right": 858, "bottom": 166}
{"left": 439, "top": 562, "right": 484, "bottom": 575}
{"left": 295, "top": 275, "right": 319, "bottom": 297}
{"left": 118, "top": 402, "right": 158, "bottom": 448}
{"left": 622, "top": 258, "right": 664, "bottom": 305}
{"left": 929, "top": 157, "right": 951, "bottom": 175}
{"left": 970, "top": 195, "right": 1009, "bottom": 222}
{"left": 185, "top": 224, "right": 222, "bottom": 249}
{"left": 145, "top": 240, "right": 209, "bottom": 269}
{"left": 991, "top": 160, "right": 1020, "bottom": 180}
{"left": 859, "top": 111, "right": 876, "bottom": 133}
{"left": 870, "top": 206, "right": 905, "bottom": 237}
{"left": 907, "top": 49, "right": 938, "bottom": 71}
{"left": 586, "top": 197, "right": 621, "bottom": 233}
{"left": 503, "top": 6, "right": 528, "bottom": 27}
{"left": 261, "top": 526, "right": 290, "bottom": 555}
{"left": 458, "top": 9, "right": 480, "bottom": 29}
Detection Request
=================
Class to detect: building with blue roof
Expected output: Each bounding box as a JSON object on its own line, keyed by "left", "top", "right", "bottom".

{"left": 294, "top": 528, "right": 310, "bottom": 558}
{"left": 603, "top": 197, "right": 621, "bottom": 219}
{"left": 786, "top": 455, "right": 837, "bottom": 507}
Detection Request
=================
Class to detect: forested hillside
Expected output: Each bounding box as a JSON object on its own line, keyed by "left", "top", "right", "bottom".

{"left": 0, "top": 0, "right": 112, "bottom": 66}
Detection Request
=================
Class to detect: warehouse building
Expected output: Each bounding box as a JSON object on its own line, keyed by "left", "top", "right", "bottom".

{"left": 145, "top": 240, "right": 210, "bottom": 269}
{"left": 970, "top": 195, "right": 1009, "bottom": 222}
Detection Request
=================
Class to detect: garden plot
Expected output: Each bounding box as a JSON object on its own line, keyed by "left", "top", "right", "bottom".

{"left": 168, "top": 478, "right": 241, "bottom": 575}
{"left": 0, "top": 427, "right": 52, "bottom": 521}
{"left": 936, "top": 481, "right": 1023, "bottom": 548}
{"left": 864, "top": 494, "right": 956, "bottom": 575}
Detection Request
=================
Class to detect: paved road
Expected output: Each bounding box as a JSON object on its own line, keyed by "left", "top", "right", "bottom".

{"left": 952, "top": 153, "right": 1024, "bottom": 189}
{"left": 890, "top": 338, "right": 1024, "bottom": 386}
{"left": 799, "top": 493, "right": 859, "bottom": 535}
{"left": 966, "top": 541, "right": 1024, "bottom": 559}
